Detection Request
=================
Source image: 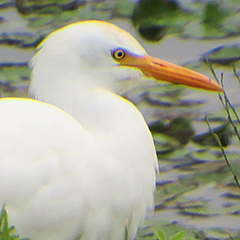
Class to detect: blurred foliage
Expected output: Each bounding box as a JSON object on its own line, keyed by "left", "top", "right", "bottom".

{"left": 193, "top": 123, "right": 231, "bottom": 147}
{"left": 203, "top": 2, "right": 226, "bottom": 28}
{"left": 0, "top": 0, "right": 240, "bottom": 44}
{"left": 131, "top": 0, "right": 240, "bottom": 41}
{"left": 132, "top": 0, "right": 182, "bottom": 41}
{"left": 202, "top": 45, "right": 240, "bottom": 65}
{"left": 132, "top": 0, "right": 180, "bottom": 23}
{"left": 150, "top": 117, "right": 195, "bottom": 145}
{"left": 0, "top": 206, "right": 29, "bottom": 240}
{"left": 16, "top": 0, "right": 80, "bottom": 14}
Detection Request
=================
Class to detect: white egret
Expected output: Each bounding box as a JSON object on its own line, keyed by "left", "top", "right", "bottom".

{"left": 0, "top": 21, "right": 222, "bottom": 240}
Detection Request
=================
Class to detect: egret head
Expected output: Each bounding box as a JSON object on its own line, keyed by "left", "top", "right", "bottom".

{"left": 29, "top": 20, "right": 222, "bottom": 102}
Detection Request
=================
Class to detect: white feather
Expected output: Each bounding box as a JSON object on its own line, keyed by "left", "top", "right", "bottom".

{"left": 0, "top": 21, "right": 158, "bottom": 240}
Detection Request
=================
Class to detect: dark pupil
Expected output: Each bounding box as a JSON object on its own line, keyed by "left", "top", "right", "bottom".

{"left": 117, "top": 51, "right": 123, "bottom": 57}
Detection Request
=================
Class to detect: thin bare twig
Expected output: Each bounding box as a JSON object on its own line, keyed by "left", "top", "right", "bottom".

{"left": 207, "top": 62, "right": 240, "bottom": 141}
{"left": 205, "top": 117, "right": 240, "bottom": 188}
{"left": 233, "top": 64, "right": 240, "bottom": 85}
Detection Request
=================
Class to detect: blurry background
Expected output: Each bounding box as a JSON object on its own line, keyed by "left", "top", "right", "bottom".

{"left": 0, "top": 0, "right": 240, "bottom": 239}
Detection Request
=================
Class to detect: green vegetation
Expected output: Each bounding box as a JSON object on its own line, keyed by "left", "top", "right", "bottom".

{"left": 206, "top": 64, "right": 240, "bottom": 188}
{"left": 0, "top": 206, "right": 29, "bottom": 240}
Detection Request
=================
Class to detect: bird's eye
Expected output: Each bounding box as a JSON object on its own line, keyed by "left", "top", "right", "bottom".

{"left": 112, "top": 49, "right": 126, "bottom": 60}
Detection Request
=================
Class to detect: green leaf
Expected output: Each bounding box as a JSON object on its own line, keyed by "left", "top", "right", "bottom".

{"left": 169, "top": 230, "right": 187, "bottom": 240}
{"left": 0, "top": 207, "right": 10, "bottom": 240}
{"left": 155, "top": 229, "right": 167, "bottom": 240}
{"left": 124, "top": 225, "right": 129, "bottom": 240}
{"left": 0, "top": 206, "right": 30, "bottom": 240}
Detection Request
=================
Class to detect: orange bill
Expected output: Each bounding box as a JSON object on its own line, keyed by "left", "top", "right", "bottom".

{"left": 121, "top": 53, "right": 223, "bottom": 92}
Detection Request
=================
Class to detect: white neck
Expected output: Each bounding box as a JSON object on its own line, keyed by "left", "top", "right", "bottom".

{"left": 29, "top": 56, "right": 144, "bottom": 134}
